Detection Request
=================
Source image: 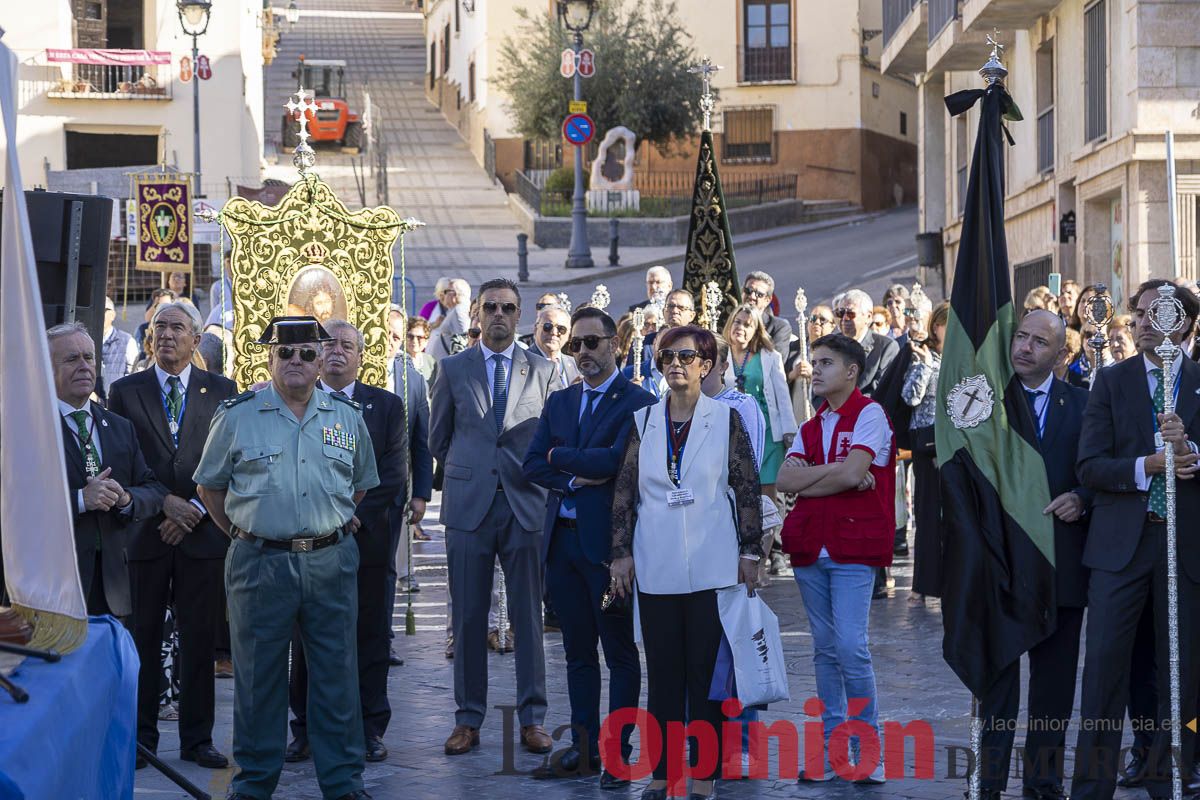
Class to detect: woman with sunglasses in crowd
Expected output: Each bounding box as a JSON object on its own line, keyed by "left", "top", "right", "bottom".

{"left": 609, "top": 325, "right": 762, "bottom": 800}
{"left": 723, "top": 304, "right": 797, "bottom": 516}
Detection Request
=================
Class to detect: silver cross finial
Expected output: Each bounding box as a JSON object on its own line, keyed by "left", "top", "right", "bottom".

{"left": 688, "top": 57, "right": 722, "bottom": 132}
{"left": 285, "top": 85, "right": 321, "bottom": 174}
{"left": 980, "top": 29, "right": 1008, "bottom": 85}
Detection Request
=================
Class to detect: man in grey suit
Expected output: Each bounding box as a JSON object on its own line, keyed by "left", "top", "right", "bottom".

{"left": 429, "top": 277, "right": 558, "bottom": 757}
{"left": 527, "top": 305, "right": 579, "bottom": 391}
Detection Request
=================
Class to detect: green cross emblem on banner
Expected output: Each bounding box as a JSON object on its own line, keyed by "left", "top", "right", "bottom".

{"left": 155, "top": 208, "right": 173, "bottom": 242}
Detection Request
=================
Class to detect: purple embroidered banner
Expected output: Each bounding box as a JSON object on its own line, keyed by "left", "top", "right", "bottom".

{"left": 135, "top": 179, "right": 192, "bottom": 271}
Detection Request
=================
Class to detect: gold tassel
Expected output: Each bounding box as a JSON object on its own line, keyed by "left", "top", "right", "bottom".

{"left": 12, "top": 605, "right": 87, "bottom": 654}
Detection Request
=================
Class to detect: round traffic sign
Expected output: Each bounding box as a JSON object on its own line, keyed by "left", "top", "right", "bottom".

{"left": 562, "top": 113, "right": 594, "bottom": 146}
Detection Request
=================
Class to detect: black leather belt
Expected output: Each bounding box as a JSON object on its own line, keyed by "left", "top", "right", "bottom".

{"left": 1147, "top": 511, "right": 1167, "bottom": 523}
{"left": 555, "top": 517, "right": 578, "bottom": 529}
{"left": 235, "top": 527, "right": 343, "bottom": 553}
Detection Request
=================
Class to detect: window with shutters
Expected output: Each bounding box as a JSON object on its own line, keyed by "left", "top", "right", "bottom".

{"left": 468, "top": 61, "right": 476, "bottom": 103}
{"left": 1085, "top": 0, "right": 1107, "bottom": 143}
{"left": 955, "top": 115, "right": 968, "bottom": 216}
{"left": 742, "top": 0, "right": 792, "bottom": 82}
{"left": 722, "top": 107, "right": 775, "bottom": 163}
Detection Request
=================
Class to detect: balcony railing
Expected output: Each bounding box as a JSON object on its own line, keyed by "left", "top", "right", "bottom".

{"left": 884, "top": 0, "right": 919, "bottom": 48}
{"left": 929, "top": 0, "right": 958, "bottom": 43}
{"left": 1037, "top": 106, "right": 1054, "bottom": 174}
{"left": 33, "top": 49, "right": 172, "bottom": 100}
{"left": 739, "top": 45, "right": 793, "bottom": 83}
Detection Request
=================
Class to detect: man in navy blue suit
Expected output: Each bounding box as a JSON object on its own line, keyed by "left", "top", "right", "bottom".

{"left": 523, "top": 306, "right": 655, "bottom": 788}
{"left": 977, "top": 310, "right": 1093, "bottom": 800}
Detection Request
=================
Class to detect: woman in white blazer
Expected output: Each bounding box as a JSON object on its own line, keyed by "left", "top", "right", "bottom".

{"left": 609, "top": 325, "right": 763, "bottom": 800}
{"left": 722, "top": 303, "right": 798, "bottom": 501}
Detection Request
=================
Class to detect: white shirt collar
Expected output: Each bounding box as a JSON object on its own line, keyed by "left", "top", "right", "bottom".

{"left": 1143, "top": 352, "right": 1184, "bottom": 378}
{"left": 481, "top": 340, "right": 517, "bottom": 362}
{"left": 154, "top": 363, "right": 192, "bottom": 394}
{"left": 320, "top": 380, "right": 356, "bottom": 399}
{"left": 58, "top": 398, "right": 91, "bottom": 416}
{"left": 1020, "top": 373, "right": 1054, "bottom": 395}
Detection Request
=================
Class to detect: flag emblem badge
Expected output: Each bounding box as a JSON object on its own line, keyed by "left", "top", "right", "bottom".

{"left": 946, "top": 375, "right": 995, "bottom": 430}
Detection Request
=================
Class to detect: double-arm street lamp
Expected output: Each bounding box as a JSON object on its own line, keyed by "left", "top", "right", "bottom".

{"left": 559, "top": 0, "right": 597, "bottom": 269}
{"left": 177, "top": 0, "right": 211, "bottom": 196}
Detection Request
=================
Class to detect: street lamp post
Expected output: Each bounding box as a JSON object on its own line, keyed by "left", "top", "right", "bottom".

{"left": 286, "top": 1, "right": 300, "bottom": 28}
{"left": 177, "top": 0, "right": 211, "bottom": 196}
{"left": 560, "top": 0, "right": 596, "bottom": 270}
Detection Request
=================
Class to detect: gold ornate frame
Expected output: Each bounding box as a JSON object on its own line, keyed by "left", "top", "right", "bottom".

{"left": 220, "top": 174, "right": 401, "bottom": 389}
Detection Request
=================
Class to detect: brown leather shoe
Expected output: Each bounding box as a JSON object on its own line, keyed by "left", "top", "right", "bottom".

{"left": 521, "top": 725, "right": 552, "bottom": 754}
{"left": 444, "top": 725, "right": 479, "bottom": 755}
{"left": 214, "top": 658, "right": 233, "bottom": 679}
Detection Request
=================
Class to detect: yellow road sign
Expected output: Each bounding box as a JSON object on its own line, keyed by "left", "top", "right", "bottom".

{"left": 569, "top": 100, "right": 587, "bottom": 114}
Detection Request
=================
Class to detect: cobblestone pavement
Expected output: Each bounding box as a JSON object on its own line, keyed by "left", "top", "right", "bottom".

{"left": 134, "top": 491, "right": 1147, "bottom": 800}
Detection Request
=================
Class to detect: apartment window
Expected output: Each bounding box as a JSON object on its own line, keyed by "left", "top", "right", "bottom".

{"left": 454, "top": 0, "right": 460, "bottom": 32}
{"left": 1085, "top": 0, "right": 1107, "bottom": 142}
{"left": 722, "top": 106, "right": 775, "bottom": 162}
{"left": 468, "top": 61, "right": 476, "bottom": 103}
{"left": 955, "top": 115, "right": 968, "bottom": 216}
{"left": 429, "top": 42, "right": 436, "bottom": 88}
{"left": 743, "top": 0, "right": 791, "bottom": 82}
{"left": 900, "top": 111, "right": 908, "bottom": 137}
{"left": 443, "top": 24, "right": 451, "bottom": 71}
{"left": 1036, "top": 42, "right": 1054, "bottom": 173}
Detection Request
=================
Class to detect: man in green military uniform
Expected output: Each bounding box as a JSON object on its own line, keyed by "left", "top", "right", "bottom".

{"left": 195, "top": 316, "right": 379, "bottom": 800}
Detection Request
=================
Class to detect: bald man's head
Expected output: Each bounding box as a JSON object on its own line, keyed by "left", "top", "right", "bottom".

{"left": 1011, "top": 309, "right": 1067, "bottom": 385}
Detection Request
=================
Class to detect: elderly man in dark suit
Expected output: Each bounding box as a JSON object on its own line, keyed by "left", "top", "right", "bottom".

{"left": 430, "top": 277, "right": 558, "bottom": 756}
{"left": 741, "top": 270, "right": 793, "bottom": 352}
{"left": 834, "top": 289, "right": 899, "bottom": 398}
{"left": 107, "top": 301, "right": 237, "bottom": 770}
{"left": 49, "top": 322, "right": 166, "bottom": 621}
{"left": 1071, "top": 280, "right": 1200, "bottom": 800}
{"left": 527, "top": 305, "right": 580, "bottom": 391}
{"left": 285, "top": 319, "right": 408, "bottom": 764}
{"left": 523, "top": 307, "right": 655, "bottom": 787}
{"left": 976, "top": 310, "right": 1092, "bottom": 800}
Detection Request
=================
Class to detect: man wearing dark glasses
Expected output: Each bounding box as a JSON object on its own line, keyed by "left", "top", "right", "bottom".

{"left": 430, "top": 278, "right": 559, "bottom": 758}
{"left": 523, "top": 307, "right": 656, "bottom": 786}
{"left": 743, "top": 271, "right": 793, "bottom": 353}
{"left": 528, "top": 305, "right": 579, "bottom": 390}
{"left": 195, "top": 316, "right": 379, "bottom": 800}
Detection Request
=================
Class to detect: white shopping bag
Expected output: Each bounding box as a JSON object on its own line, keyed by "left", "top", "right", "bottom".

{"left": 715, "top": 586, "right": 790, "bottom": 707}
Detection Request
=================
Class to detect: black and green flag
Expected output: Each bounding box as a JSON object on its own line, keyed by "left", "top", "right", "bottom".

{"left": 682, "top": 130, "right": 739, "bottom": 331}
{"left": 935, "top": 82, "right": 1056, "bottom": 698}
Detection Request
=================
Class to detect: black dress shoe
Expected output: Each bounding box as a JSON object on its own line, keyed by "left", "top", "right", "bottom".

{"left": 963, "top": 790, "right": 1002, "bottom": 800}
{"left": 641, "top": 787, "right": 668, "bottom": 800}
{"left": 1185, "top": 760, "right": 1200, "bottom": 796}
{"left": 181, "top": 743, "right": 228, "bottom": 769}
{"left": 334, "top": 792, "right": 372, "bottom": 800}
{"left": 388, "top": 647, "right": 404, "bottom": 667}
{"left": 284, "top": 737, "right": 311, "bottom": 762}
{"left": 365, "top": 735, "right": 388, "bottom": 762}
{"left": 1117, "top": 750, "right": 1148, "bottom": 788}
{"left": 558, "top": 745, "right": 583, "bottom": 773}
{"left": 1023, "top": 786, "right": 1068, "bottom": 800}
{"left": 600, "top": 769, "right": 630, "bottom": 789}
{"left": 135, "top": 752, "right": 149, "bottom": 770}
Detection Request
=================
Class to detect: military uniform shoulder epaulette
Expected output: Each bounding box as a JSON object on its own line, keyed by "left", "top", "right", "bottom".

{"left": 330, "top": 392, "right": 361, "bottom": 411}
{"left": 222, "top": 390, "right": 256, "bottom": 409}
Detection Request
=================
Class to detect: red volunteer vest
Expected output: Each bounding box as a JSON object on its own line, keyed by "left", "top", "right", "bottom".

{"left": 780, "top": 388, "right": 896, "bottom": 567}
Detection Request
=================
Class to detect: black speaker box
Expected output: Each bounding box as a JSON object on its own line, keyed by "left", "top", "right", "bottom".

{"left": 1, "top": 190, "right": 113, "bottom": 349}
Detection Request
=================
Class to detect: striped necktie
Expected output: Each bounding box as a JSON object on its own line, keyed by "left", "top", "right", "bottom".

{"left": 492, "top": 354, "right": 508, "bottom": 433}
{"left": 1149, "top": 368, "right": 1167, "bottom": 517}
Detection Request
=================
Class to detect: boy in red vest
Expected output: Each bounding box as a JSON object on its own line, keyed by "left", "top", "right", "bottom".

{"left": 778, "top": 333, "right": 896, "bottom": 785}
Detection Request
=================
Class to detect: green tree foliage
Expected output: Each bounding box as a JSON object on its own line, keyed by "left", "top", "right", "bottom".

{"left": 494, "top": 0, "right": 706, "bottom": 154}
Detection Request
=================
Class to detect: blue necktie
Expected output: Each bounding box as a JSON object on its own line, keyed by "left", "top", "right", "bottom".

{"left": 562, "top": 389, "right": 601, "bottom": 513}
{"left": 1150, "top": 368, "right": 1167, "bottom": 517}
{"left": 1025, "top": 389, "right": 1044, "bottom": 439}
{"left": 492, "top": 354, "right": 508, "bottom": 433}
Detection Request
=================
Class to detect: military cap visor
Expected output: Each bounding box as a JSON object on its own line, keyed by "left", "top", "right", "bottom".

{"left": 257, "top": 316, "right": 334, "bottom": 345}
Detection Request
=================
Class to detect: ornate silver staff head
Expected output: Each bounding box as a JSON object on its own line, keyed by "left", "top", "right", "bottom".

{"left": 794, "top": 287, "right": 808, "bottom": 316}
{"left": 979, "top": 30, "right": 1008, "bottom": 86}
{"left": 285, "top": 86, "right": 320, "bottom": 175}
{"left": 687, "top": 57, "right": 722, "bottom": 132}
{"left": 1150, "top": 284, "right": 1187, "bottom": 363}
{"left": 704, "top": 281, "right": 722, "bottom": 333}
{"left": 632, "top": 307, "right": 645, "bottom": 336}
{"left": 556, "top": 292, "right": 573, "bottom": 313}
{"left": 590, "top": 284, "right": 611, "bottom": 311}
{"left": 1082, "top": 284, "right": 1115, "bottom": 332}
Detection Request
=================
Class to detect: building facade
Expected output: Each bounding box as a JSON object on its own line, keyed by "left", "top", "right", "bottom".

{"left": 883, "top": 0, "right": 1200, "bottom": 305}
{"left": 424, "top": 0, "right": 919, "bottom": 212}
{"left": 3, "top": 0, "right": 270, "bottom": 295}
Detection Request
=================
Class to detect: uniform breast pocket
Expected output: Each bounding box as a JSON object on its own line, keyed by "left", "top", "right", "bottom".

{"left": 320, "top": 444, "right": 355, "bottom": 494}
{"left": 236, "top": 445, "right": 283, "bottom": 496}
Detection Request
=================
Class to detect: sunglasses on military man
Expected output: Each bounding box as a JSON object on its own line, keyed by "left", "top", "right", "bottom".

{"left": 276, "top": 346, "right": 319, "bottom": 362}
{"left": 566, "top": 335, "right": 615, "bottom": 354}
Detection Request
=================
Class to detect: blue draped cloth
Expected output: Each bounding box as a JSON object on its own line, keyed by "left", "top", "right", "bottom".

{"left": 0, "top": 617, "right": 139, "bottom": 800}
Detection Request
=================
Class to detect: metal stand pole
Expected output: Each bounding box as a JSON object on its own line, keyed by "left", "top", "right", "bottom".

{"left": 969, "top": 695, "right": 983, "bottom": 800}
{"left": 565, "top": 30, "right": 593, "bottom": 269}
{"left": 192, "top": 34, "right": 202, "bottom": 196}
{"left": 495, "top": 557, "right": 510, "bottom": 654}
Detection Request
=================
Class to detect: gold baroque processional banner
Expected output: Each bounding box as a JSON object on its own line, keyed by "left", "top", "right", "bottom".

{"left": 220, "top": 174, "right": 401, "bottom": 390}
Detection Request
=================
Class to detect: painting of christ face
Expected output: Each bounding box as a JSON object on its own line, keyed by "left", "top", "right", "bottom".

{"left": 285, "top": 265, "right": 347, "bottom": 323}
